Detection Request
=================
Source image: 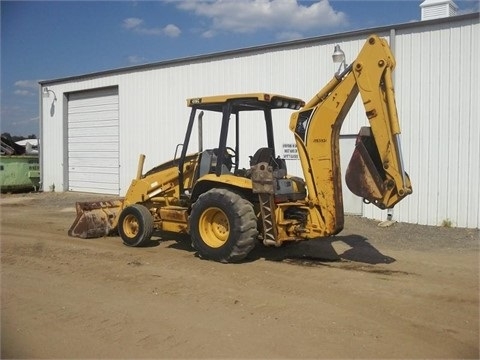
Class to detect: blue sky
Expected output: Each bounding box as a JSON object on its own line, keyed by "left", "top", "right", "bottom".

{"left": 1, "top": 0, "right": 478, "bottom": 137}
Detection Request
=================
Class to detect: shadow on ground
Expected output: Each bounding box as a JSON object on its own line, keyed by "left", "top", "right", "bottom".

{"left": 247, "top": 234, "right": 395, "bottom": 265}
{"left": 155, "top": 231, "right": 395, "bottom": 266}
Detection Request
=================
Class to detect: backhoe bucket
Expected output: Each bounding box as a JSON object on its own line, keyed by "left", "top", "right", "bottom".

{"left": 68, "top": 200, "right": 124, "bottom": 239}
{"left": 345, "top": 127, "right": 386, "bottom": 208}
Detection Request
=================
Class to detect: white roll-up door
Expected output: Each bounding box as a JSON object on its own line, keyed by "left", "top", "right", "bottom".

{"left": 67, "top": 87, "right": 119, "bottom": 194}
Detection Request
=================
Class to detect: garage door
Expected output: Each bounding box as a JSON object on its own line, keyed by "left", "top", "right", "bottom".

{"left": 67, "top": 87, "right": 119, "bottom": 194}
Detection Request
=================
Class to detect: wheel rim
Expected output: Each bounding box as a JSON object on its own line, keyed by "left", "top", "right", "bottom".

{"left": 199, "top": 207, "right": 230, "bottom": 248}
{"left": 123, "top": 214, "right": 139, "bottom": 238}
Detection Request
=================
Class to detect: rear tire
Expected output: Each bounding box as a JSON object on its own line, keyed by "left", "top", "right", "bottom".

{"left": 118, "top": 204, "right": 154, "bottom": 247}
{"left": 190, "top": 188, "right": 258, "bottom": 263}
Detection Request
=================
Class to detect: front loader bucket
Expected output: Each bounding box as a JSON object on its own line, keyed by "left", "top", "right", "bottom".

{"left": 345, "top": 127, "right": 386, "bottom": 208}
{"left": 68, "top": 200, "right": 124, "bottom": 239}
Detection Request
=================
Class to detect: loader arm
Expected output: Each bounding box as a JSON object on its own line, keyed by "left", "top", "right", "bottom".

{"left": 289, "top": 35, "right": 412, "bottom": 235}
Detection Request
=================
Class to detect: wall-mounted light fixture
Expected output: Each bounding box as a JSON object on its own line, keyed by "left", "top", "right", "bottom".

{"left": 332, "top": 44, "right": 347, "bottom": 75}
{"left": 42, "top": 87, "right": 57, "bottom": 101}
{"left": 43, "top": 87, "right": 57, "bottom": 116}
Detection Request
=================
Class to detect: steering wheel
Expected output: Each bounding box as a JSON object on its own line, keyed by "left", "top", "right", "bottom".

{"left": 225, "top": 147, "right": 237, "bottom": 161}
{"left": 222, "top": 147, "right": 237, "bottom": 171}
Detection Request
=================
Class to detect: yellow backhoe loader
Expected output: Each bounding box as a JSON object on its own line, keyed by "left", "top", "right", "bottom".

{"left": 68, "top": 35, "right": 412, "bottom": 263}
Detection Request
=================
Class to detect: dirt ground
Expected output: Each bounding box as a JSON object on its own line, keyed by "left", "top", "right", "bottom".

{"left": 1, "top": 191, "right": 478, "bottom": 359}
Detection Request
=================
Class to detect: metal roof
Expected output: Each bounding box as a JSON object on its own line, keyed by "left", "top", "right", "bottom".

{"left": 186, "top": 93, "right": 305, "bottom": 112}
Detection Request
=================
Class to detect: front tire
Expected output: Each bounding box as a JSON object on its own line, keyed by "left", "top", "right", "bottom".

{"left": 190, "top": 188, "right": 258, "bottom": 263}
{"left": 118, "top": 204, "right": 154, "bottom": 247}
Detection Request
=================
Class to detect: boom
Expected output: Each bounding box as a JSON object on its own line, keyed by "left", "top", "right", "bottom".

{"left": 289, "top": 35, "right": 412, "bottom": 235}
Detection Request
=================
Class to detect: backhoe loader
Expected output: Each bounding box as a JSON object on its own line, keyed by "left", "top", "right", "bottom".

{"left": 69, "top": 35, "right": 412, "bottom": 263}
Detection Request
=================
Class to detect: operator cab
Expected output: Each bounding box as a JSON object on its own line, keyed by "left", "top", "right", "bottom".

{"left": 178, "top": 93, "right": 306, "bottom": 200}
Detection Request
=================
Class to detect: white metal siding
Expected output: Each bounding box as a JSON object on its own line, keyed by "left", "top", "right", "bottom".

{"left": 67, "top": 87, "right": 119, "bottom": 194}
{"left": 41, "top": 15, "right": 479, "bottom": 228}
{"left": 340, "top": 136, "right": 363, "bottom": 215}
{"left": 363, "top": 19, "right": 479, "bottom": 228}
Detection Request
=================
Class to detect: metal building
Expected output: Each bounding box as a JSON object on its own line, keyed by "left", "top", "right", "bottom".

{"left": 39, "top": 13, "right": 479, "bottom": 228}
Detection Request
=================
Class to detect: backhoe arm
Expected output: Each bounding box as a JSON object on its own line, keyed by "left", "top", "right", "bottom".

{"left": 289, "top": 35, "right": 412, "bottom": 235}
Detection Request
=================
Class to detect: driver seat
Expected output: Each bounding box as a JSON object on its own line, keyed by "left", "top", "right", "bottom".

{"left": 197, "top": 149, "right": 231, "bottom": 178}
{"left": 250, "top": 147, "right": 287, "bottom": 178}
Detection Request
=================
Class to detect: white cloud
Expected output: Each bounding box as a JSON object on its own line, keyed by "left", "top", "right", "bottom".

{"left": 12, "top": 116, "right": 39, "bottom": 126}
{"left": 176, "top": 0, "right": 347, "bottom": 36}
{"left": 14, "top": 80, "right": 38, "bottom": 89}
{"left": 14, "top": 89, "right": 31, "bottom": 96}
{"left": 276, "top": 31, "right": 304, "bottom": 41}
{"left": 163, "top": 24, "right": 182, "bottom": 37}
{"left": 201, "top": 29, "right": 217, "bottom": 38}
{"left": 13, "top": 80, "right": 37, "bottom": 96}
{"left": 122, "top": 17, "right": 181, "bottom": 37}
{"left": 127, "top": 55, "right": 147, "bottom": 64}
{"left": 123, "top": 17, "right": 144, "bottom": 29}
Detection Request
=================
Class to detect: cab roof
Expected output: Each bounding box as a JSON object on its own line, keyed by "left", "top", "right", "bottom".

{"left": 186, "top": 93, "right": 305, "bottom": 112}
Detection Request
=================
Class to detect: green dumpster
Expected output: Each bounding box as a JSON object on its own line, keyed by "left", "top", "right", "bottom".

{"left": 0, "top": 155, "right": 40, "bottom": 192}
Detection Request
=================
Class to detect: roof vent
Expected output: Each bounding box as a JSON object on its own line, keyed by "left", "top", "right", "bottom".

{"left": 420, "top": 0, "right": 458, "bottom": 20}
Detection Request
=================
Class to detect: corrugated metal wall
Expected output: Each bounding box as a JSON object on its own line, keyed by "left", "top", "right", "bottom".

{"left": 363, "top": 18, "right": 479, "bottom": 228}
{"left": 40, "top": 15, "right": 479, "bottom": 228}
